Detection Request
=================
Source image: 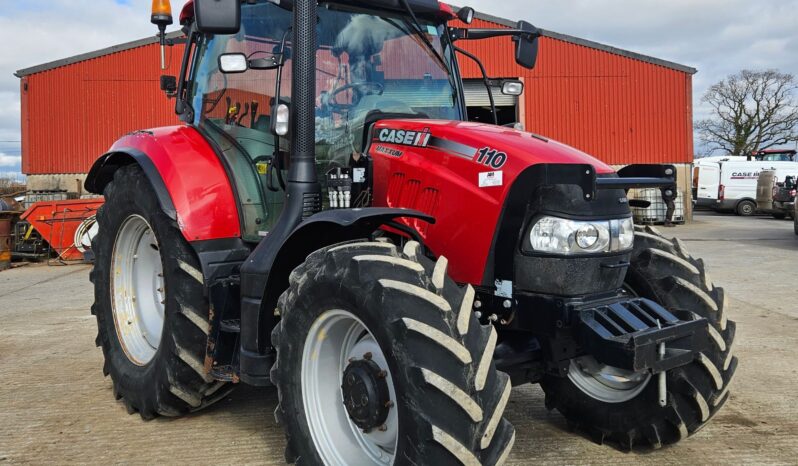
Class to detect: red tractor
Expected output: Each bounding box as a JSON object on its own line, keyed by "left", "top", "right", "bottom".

{"left": 86, "top": 0, "right": 736, "bottom": 463}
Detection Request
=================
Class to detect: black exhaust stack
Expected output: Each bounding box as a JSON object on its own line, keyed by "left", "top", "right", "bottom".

{"left": 239, "top": 0, "right": 321, "bottom": 385}
{"left": 288, "top": 0, "right": 320, "bottom": 197}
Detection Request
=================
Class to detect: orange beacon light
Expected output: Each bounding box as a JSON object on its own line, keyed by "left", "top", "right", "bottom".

{"left": 151, "top": 0, "right": 174, "bottom": 26}
{"left": 151, "top": 0, "right": 174, "bottom": 69}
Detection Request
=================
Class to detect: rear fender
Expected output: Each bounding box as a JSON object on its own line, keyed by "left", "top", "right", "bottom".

{"left": 85, "top": 126, "right": 241, "bottom": 242}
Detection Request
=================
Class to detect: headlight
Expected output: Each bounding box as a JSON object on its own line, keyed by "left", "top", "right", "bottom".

{"left": 527, "top": 216, "right": 634, "bottom": 255}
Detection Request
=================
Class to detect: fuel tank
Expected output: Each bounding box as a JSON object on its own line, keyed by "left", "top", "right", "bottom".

{"left": 367, "top": 119, "right": 615, "bottom": 285}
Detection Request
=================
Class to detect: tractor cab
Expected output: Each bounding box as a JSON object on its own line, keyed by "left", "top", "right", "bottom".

{"left": 167, "top": 0, "right": 533, "bottom": 240}
{"left": 183, "top": 1, "right": 462, "bottom": 237}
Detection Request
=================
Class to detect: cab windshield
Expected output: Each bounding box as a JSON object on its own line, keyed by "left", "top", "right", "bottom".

{"left": 189, "top": 1, "right": 462, "bottom": 239}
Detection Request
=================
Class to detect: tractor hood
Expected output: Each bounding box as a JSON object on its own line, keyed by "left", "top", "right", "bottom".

{"left": 368, "top": 119, "right": 618, "bottom": 286}
{"left": 370, "top": 119, "right": 615, "bottom": 176}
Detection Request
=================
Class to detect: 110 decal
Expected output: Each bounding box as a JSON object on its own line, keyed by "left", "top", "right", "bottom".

{"left": 475, "top": 147, "right": 508, "bottom": 169}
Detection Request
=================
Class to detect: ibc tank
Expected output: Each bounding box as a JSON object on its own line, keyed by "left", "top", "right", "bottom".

{"left": 756, "top": 170, "right": 777, "bottom": 212}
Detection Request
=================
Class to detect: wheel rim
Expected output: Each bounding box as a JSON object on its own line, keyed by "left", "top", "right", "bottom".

{"left": 568, "top": 355, "right": 651, "bottom": 403}
{"left": 741, "top": 203, "right": 754, "bottom": 215}
{"left": 302, "top": 310, "right": 398, "bottom": 465}
{"left": 110, "top": 215, "right": 166, "bottom": 366}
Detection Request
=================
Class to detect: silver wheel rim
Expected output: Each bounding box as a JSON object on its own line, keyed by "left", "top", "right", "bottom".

{"left": 302, "top": 310, "right": 398, "bottom": 465}
{"left": 568, "top": 356, "right": 651, "bottom": 403}
{"left": 111, "top": 215, "right": 166, "bottom": 366}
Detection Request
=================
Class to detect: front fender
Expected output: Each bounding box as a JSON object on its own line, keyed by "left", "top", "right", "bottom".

{"left": 85, "top": 127, "right": 240, "bottom": 242}
{"left": 238, "top": 207, "right": 435, "bottom": 385}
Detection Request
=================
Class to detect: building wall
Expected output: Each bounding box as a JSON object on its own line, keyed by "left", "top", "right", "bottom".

{"left": 456, "top": 18, "right": 694, "bottom": 166}
{"left": 20, "top": 19, "right": 694, "bottom": 176}
{"left": 20, "top": 43, "right": 184, "bottom": 175}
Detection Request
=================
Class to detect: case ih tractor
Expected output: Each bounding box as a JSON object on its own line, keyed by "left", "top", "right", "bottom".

{"left": 85, "top": 0, "right": 737, "bottom": 463}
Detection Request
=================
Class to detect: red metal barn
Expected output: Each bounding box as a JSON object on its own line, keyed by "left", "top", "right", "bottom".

{"left": 16, "top": 9, "right": 696, "bottom": 210}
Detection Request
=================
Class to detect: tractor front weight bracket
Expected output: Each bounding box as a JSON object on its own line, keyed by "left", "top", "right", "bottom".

{"left": 574, "top": 297, "right": 710, "bottom": 374}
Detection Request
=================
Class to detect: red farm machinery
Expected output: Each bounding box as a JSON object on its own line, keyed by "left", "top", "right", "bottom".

{"left": 85, "top": 0, "right": 737, "bottom": 464}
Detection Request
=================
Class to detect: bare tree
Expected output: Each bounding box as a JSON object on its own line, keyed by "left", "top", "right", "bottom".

{"left": 696, "top": 70, "right": 798, "bottom": 155}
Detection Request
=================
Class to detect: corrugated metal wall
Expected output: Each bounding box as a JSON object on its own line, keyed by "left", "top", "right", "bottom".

{"left": 20, "top": 17, "right": 693, "bottom": 175}
{"left": 21, "top": 43, "right": 184, "bottom": 174}
{"left": 456, "top": 18, "right": 694, "bottom": 165}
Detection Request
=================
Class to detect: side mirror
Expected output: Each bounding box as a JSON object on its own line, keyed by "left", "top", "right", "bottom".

{"left": 515, "top": 21, "right": 540, "bottom": 70}
{"left": 501, "top": 80, "right": 524, "bottom": 96}
{"left": 219, "top": 53, "right": 248, "bottom": 73}
{"left": 195, "top": 0, "right": 241, "bottom": 34}
{"left": 160, "top": 75, "right": 177, "bottom": 96}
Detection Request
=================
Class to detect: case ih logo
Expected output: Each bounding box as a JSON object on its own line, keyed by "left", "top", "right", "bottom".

{"left": 377, "top": 128, "right": 432, "bottom": 147}
{"left": 731, "top": 172, "right": 761, "bottom": 180}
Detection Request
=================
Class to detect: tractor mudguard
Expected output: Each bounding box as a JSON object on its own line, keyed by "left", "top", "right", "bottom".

{"left": 238, "top": 207, "right": 435, "bottom": 386}
{"left": 84, "top": 126, "right": 241, "bottom": 242}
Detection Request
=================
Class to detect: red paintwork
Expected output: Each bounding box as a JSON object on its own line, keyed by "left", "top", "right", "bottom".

{"left": 369, "top": 119, "right": 614, "bottom": 285}
{"left": 438, "top": 3, "right": 456, "bottom": 19}
{"left": 22, "top": 199, "right": 105, "bottom": 261}
{"left": 180, "top": 0, "right": 195, "bottom": 25}
{"left": 109, "top": 126, "right": 241, "bottom": 242}
{"left": 754, "top": 149, "right": 796, "bottom": 155}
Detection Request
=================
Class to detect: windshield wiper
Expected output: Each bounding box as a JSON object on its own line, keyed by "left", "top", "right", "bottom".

{"left": 387, "top": 4, "right": 460, "bottom": 107}
{"left": 397, "top": 0, "right": 449, "bottom": 71}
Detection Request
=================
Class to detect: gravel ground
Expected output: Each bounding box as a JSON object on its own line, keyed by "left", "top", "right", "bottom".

{"left": 1, "top": 211, "right": 796, "bottom": 465}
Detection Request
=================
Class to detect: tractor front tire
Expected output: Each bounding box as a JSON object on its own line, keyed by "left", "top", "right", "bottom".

{"left": 271, "top": 241, "right": 515, "bottom": 465}
{"left": 540, "top": 226, "right": 737, "bottom": 450}
{"left": 91, "top": 164, "right": 230, "bottom": 419}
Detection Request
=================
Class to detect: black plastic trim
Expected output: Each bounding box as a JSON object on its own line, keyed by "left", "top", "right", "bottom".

{"left": 191, "top": 237, "right": 253, "bottom": 284}
{"left": 483, "top": 163, "right": 605, "bottom": 286}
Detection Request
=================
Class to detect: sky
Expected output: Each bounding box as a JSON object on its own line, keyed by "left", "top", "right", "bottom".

{"left": 1, "top": 0, "right": 797, "bottom": 179}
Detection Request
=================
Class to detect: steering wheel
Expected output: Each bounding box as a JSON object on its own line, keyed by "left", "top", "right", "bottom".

{"left": 329, "top": 82, "right": 384, "bottom": 112}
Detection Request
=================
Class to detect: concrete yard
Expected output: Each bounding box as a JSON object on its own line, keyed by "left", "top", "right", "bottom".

{"left": 1, "top": 212, "right": 796, "bottom": 465}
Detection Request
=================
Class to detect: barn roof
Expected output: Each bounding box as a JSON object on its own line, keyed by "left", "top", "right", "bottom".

{"left": 15, "top": 9, "right": 697, "bottom": 77}
{"left": 15, "top": 31, "right": 185, "bottom": 78}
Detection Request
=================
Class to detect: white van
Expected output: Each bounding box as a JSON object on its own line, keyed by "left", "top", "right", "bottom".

{"left": 694, "top": 158, "right": 798, "bottom": 215}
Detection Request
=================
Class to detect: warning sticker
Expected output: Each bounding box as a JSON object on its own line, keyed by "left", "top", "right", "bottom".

{"left": 353, "top": 168, "right": 366, "bottom": 183}
{"left": 479, "top": 171, "right": 503, "bottom": 188}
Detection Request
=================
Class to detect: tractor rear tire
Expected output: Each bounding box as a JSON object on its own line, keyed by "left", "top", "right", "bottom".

{"left": 271, "top": 240, "right": 515, "bottom": 465}
{"left": 91, "top": 164, "right": 231, "bottom": 419}
{"left": 540, "top": 225, "right": 737, "bottom": 450}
